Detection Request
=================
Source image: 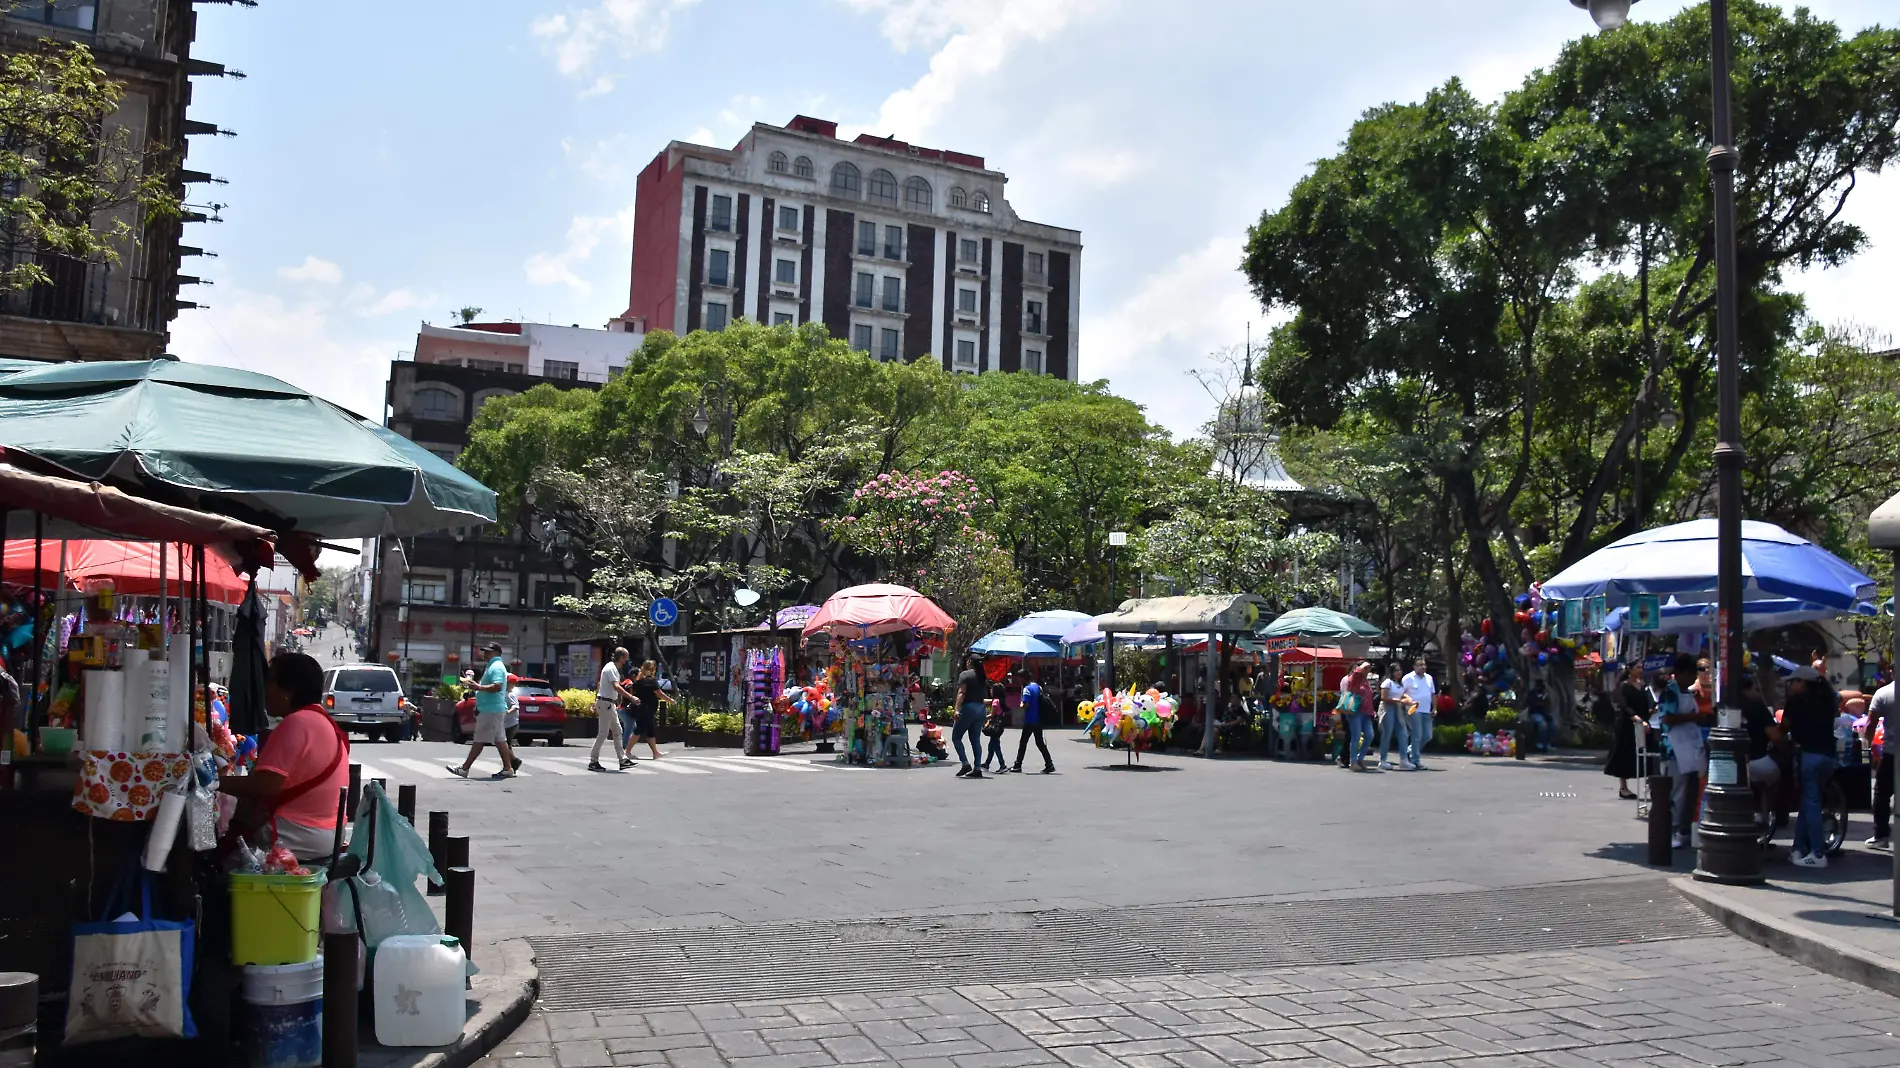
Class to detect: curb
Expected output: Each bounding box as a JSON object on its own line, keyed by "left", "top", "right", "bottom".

{"left": 374, "top": 938, "right": 539, "bottom": 1068}
{"left": 1671, "top": 877, "right": 1900, "bottom": 998}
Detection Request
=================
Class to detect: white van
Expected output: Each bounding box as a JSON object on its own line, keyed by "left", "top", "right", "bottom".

{"left": 321, "top": 664, "right": 409, "bottom": 742}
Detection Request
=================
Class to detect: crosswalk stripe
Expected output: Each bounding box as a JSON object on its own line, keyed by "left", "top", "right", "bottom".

{"left": 384, "top": 758, "right": 458, "bottom": 780}
{"left": 678, "top": 755, "right": 822, "bottom": 773}
{"left": 634, "top": 759, "right": 709, "bottom": 775}
{"left": 669, "top": 756, "right": 769, "bottom": 774}
{"left": 520, "top": 759, "right": 583, "bottom": 776}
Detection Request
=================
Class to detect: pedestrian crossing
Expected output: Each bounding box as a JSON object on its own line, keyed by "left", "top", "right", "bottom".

{"left": 352, "top": 750, "right": 837, "bottom": 784}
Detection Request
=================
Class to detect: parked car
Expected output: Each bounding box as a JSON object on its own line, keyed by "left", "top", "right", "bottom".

{"left": 321, "top": 664, "right": 411, "bottom": 742}
{"left": 454, "top": 677, "right": 569, "bottom": 746}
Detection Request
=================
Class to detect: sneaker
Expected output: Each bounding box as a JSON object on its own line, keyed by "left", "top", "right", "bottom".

{"left": 1378, "top": 760, "right": 1393, "bottom": 771}
{"left": 446, "top": 765, "right": 469, "bottom": 778}
{"left": 512, "top": 758, "right": 524, "bottom": 771}
{"left": 1671, "top": 834, "right": 1689, "bottom": 849}
{"left": 588, "top": 761, "right": 606, "bottom": 772}
{"left": 1041, "top": 766, "right": 1056, "bottom": 775}
{"left": 619, "top": 757, "right": 635, "bottom": 769}
{"left": 956, "top": 766, "right": 972, "bottom": 778}
{"left": 1867, "top": 836, "right": 1892, "bottom": 850}
{"left": 491, "top": 769, "right": 511, "bottom": 779}
{"left": 1793, "top": 852, "right": 1829, "bottom": 868}
{"left": 1010, "top": 765, "right": 1023, "bottom": 774}
{"left": 968, "top": 770, "right": 985, "bottom": 780}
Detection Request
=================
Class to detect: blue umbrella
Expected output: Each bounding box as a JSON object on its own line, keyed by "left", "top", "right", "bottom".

{"left": 1604, "top": 597, "right": 1876, "bottom": 634}
{"left": 995, "top": 610, "right": 1094, "bottom": 643}
{"left": 1542, "top": 519, "right": 1875, "bottom": 611}
{"left": 970, "top": 630, "right": 1061, "bottom": 658}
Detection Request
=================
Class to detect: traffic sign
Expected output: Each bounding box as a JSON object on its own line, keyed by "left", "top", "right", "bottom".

{"left": 648, "top": 598, "right": 679, "bottom": 627}
{"left": 657, "top": 635, "right": 689, "bottom": 648}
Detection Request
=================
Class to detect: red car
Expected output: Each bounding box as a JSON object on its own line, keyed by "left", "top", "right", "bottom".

{"left": 454, "top": 677, "right": 569, "bottom": 746}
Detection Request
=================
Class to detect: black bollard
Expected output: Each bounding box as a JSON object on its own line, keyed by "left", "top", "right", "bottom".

{"left": 427, "top": 811, "right": 449, "bottom": 896}
{"left": 445, "top": 867, "right": 475, "bottom": 964}
{"left": 346, "top": 763, "right": 362, "bottom": 820}
{"left": 323, "top": 931, "right": 357, "bottom": 1068}
{"left": 1647, "top": 774, "right": 1674, "bottom": 866}
{"left": 371, "top": 777, "right": 387, "bottom": 797}
{"left": 397, "top": 784, "right": 417, "bottom": 827}
{"left": 446, "top": 834, "right": 469, "bottom": 870}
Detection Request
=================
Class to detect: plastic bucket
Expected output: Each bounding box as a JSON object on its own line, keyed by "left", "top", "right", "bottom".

{"left": 240, "top": 959, "right": 323, "bottom": 1068}
{"left": 230, "top": 873, "right": 325, "bottom": 966}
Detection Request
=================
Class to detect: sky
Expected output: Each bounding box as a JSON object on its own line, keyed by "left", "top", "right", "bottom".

{"left": 169, "top": 0, "right": 1900, "bottom": 442}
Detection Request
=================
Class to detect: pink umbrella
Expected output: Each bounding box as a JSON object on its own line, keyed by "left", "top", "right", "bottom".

{"left": 802, "top": 583, "right": 956, "bottom": 639}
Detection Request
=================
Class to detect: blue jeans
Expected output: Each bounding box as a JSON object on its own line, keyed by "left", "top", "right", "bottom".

{"left": 982, "top": 731, "right": 1008, "bottom": 770}
{"left": 1349, "top": 712, "right": 1376, "bottom": 765}
{"left": 1407, "top": 710, "right": 1433, "bottom": 765}
{"left": 1530, "top": 712, "right": 1553, "bottom": 751}
{"left": 1794, "top": 750, "right": 1837, "bottom": 857}
{"left": 1378, "top": 705, "right": 1408, "bottom": 763}
{"left": 952, "top": 703, "right": 985, "bottom": 767}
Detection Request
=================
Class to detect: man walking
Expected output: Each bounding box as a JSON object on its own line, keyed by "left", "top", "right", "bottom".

{"left": 1867, "top": 679, "right": 1895, "bottom": 850}
{"left": 1660, "top": 653, "right": 1708, "bottom": 850}
{"left": 1377, "top": 662, "right": 1411, "bottom": 771}
{"left": 953, "top": 655, "right": 987, "bottom": 779}
{"left": 1012, "top": 674, "right": 1055, "bottom": 774}
{"left": 1401, "top": 657, "right": 1436, "bottom": 770}
{"left": 590, "top": 647, "right": 632, "bottom": 772}
{"left": 449, "top": 641, "right": 517, "bottom": 779}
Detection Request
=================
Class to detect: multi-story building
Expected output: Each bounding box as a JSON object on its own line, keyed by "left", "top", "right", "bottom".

{"left": 369, "top": 319, "right": 644, "bottom": 691}
{"left": 0, "top": 0, "right": 234, "bottom": 362}
{"left": 626, "top": 115, "right": 1081, "bottom": 379}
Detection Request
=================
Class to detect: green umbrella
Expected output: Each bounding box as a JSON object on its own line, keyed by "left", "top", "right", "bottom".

{"left": 1258, "top": 606, "right": 1384, "bottom": 641}
{"left": 0, "top": 358, "right": 497, "bottom": 538}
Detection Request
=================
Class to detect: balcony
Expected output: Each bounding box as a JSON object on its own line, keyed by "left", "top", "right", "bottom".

{"left": 1022, "top": 315, "right": 1049, "bottom": 338}
{"left": 1024, "top": 268, "right": 1051, "bottom": 290}
{"left": 955, "top": 259, "right": 986, "bottom": 278}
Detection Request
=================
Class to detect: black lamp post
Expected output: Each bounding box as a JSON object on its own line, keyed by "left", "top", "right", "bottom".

{"left": 1569, "top": 0, "right": 1757, "bottom": 883}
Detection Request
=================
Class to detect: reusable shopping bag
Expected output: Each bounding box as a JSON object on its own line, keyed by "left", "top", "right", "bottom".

{"left": 64, "top": 868, "right": 197, "bottom": 1045}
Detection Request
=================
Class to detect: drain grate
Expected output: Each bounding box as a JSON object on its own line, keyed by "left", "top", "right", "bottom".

{"left": 530, "top": 878, "right": 1720, "bottom": 1012}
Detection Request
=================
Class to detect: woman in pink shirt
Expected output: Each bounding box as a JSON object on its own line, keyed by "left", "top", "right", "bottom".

{"left": 1342, "top": 662, "right": 1377, "bottom": 771}
{"left": 220, "top": 652, "right": 351, "bottom": 862}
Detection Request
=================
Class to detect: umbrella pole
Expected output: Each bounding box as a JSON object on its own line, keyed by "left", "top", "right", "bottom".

{"left": 29, "top": 515, "right": 42, "bottom": 726}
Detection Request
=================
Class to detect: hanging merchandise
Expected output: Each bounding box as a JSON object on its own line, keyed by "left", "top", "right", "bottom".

{"left": 743, "top": 646, "right": 786, "bottom": 756}
{"left": 1081, "top": 686, "right": 1176, "bottom": 765}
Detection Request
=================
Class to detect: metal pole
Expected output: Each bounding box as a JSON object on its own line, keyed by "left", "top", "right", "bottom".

{"left": 446, "top": 834, "right": 469, "bottom": 871}
{"left": 1695, "top": 0, "right": 1762, "bottom": 885}
{"left": 346, "top": 763, "right": 362, "bottom": 821}
{"left": 445, "top": 867, "right": 475, "bottom": 964}
{"left": 322, "top": 931, "right": 357, "bottom": 1068}
{"left": 397, "top": 783, "right": 417, "bottom": 827}
{"left": 427, "top": 810, "right": 449, "bottom": 895}
{"left": 1202, "top": 632, "right": 1219, "bottom": 758}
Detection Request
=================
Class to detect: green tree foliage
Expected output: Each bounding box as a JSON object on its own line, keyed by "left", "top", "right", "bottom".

{"left": 0, "top": 40, "right": 180, "bottom": 291}
{"left": 1132, "top": 463, "right": 1339, "bottom": 607}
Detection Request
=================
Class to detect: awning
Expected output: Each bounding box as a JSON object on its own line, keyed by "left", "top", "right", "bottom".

{"left": 1872, "top": 490, "right": 1900, "bottom": 549}
{"left": 0, "top": 459, "right": 277, "bottom": 569}
{"left": 1093, "top": 593, "right": 1269, "bottom": 634}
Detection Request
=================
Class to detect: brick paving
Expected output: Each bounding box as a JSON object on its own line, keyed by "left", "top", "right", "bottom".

{"left": 481, "top": 935, "right": 1900, "bottom": 1067}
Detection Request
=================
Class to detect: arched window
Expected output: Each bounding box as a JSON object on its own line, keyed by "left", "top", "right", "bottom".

{"left": 903, "top": 176, "right": 932, "bottom": 210}
{"left": 472, "top": 387, "right": 516, "bottom": 411}
{"left": 866, "top": 168, "right": 898, "bottom": 205}
{"left": 971, "top": 190, "right": 991, "bottom": 213}
{"left": 831, "top": 162, "right": 860, "bottom": 196}
{"left": 767, "top": 151, "right": 789, "bottom": 173}
{"left": 413, "top": 386, "right": 459, "bottom": 421}
{"left": 793, "top": 155, "right": 814, "bottom": 178}
{"left": 948, "top": 187, "right": 968, "bottom": 209}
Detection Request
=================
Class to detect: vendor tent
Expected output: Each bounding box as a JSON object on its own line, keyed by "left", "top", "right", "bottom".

{"left": 1093, "top": 593, "right": 1268, "bottom": 635}
{"left": 0, "top": 458, "right": 277, "bottom": 567}
{"left": 1602, "top": 596, "right": 1876, "bottom": 635}
{"left": 1259, "top": 606, "right": 1383, "bottom": 641}
{"left": 1541, "top": 518, "right": 1875, "bottom": 610}
{"left": 0, "top": 359, "right": 498, "bottom": 538}
{"left": 996, "top": 609, "right": 1093, "bottom": 642}
{"left": 2, "top": 538, "right": 248, "bottom": 603}
{"left": 802, "top": 583, "right": 955, "bottom": 639}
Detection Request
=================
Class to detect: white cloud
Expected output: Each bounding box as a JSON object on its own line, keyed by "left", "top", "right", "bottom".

{"left": 524, "top": 205, "right": 637, "bottom": 294}
{"left": 531, "top": 0, "right": 702, "bottom": 79}
{"left": 277, "top": 255, "right": 343, "bottom": 285}
{"left": 578, "top": 75, "right": 616, "bottom": 99}
{"left": 1055, "top": 146, "right": 1144, "bottom": 189}
{"left": 168, "top": 288, "right": 401, "bottom": 422}
{"left": 362, "top": 288, "right": 428, "bottom": 317}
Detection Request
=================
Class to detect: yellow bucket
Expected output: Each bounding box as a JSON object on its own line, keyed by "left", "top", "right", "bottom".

{"left": 230, "top": 872, "right": 325, "bottom": 966}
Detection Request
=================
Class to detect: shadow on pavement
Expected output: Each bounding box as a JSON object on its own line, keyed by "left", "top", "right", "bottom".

{"left": 1091, "top": 763, "right": 1180, "bottom": 773}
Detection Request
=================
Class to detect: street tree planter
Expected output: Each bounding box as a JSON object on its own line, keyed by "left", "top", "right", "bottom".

{"left": 419, "top": 699, "right": 456, "bottom": 743}
{"left": 684, "top": 729, "right": 743, "bottom": 749}
{"left": 566, "top": 717, "right": 599, "bottom": 739}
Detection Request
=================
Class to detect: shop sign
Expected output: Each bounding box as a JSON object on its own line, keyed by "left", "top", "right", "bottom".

{"left": 441, "top": 621, "right": 512, "bottom": 635}
{"left": 545, "top": 616, "right": 606, "bottom": 643}
{"left": 697, "top": 651, "right": 724, "bottom": 680}
{"left": 1627, "top": 594, "right": 1661, "bottom": 632}
{"left": 1262, "top": 636, "right": 1298, "bottom": 655}
{"left": 657, "top": 635, "right": 689, "bottom": 648}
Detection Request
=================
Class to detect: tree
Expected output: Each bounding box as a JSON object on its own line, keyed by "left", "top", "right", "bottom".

{"left": 459, "top": 383, "right": 601, "bottom": 526}
{"left": 455, "top": 306, "right": 483, "bottom": 324}
{"left": 0, "top": 40, "right": 180, "bottom": 292}
{"left": 1132, "top": 467, "right": 1339, "bottom": 609}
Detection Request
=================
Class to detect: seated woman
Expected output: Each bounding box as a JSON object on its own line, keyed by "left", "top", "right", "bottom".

{"left": 219, "top": 652, "right": 352, "bottom": 863}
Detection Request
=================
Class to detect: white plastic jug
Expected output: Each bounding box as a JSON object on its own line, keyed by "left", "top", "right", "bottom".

{"left": 372, "top": 935, "right": 464, "bottom": 1047}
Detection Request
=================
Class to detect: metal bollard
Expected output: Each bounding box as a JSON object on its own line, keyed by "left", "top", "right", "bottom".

{"left": 371, "top": 777, "right": 387, "bottom": 797}
{"left": 323, "top": 931, "right": 358, "bottom": 1068}
{"left": 446, "top": 834, "right": 470, "bottom": 870}
{"left": 346, "top": 763, "right": 362, "bottom": 820}
{"left": 427, "top": 811, "right": 449, "bottom": 896}
{"left": 445, "top": 867, "right": 475, "bottom": 964}
{"left": 1647, "top": 774, "right": 1674, "bottom": 866}
{"left": 397, "top": 783, "right": 417, "bottom": 827}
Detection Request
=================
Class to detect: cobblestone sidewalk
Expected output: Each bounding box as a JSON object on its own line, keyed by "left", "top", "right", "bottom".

{"left": 480, "top": 934, "right": 1900, "bottom": 1068}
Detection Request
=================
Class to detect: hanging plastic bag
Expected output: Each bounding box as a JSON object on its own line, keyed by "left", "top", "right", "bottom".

{"left": 344, "top": 782, "right": 441, "bottom": 945}
{"left": 65, "top": 869, "right": 198, "bottom": 1045}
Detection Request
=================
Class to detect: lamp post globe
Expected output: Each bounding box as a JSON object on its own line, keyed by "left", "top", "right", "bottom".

{"left": 1570, "top": 0, "right": 1636, "bottom": 30}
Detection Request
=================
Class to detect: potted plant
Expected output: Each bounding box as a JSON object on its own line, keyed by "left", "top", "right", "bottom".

{"left": 684, "top": 710, "right": 744, "bottom": 748}
{"left": 559, "top": 688, "right": 599, "bottom": 739}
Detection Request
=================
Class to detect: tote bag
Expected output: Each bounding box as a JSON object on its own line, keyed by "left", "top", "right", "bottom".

{"left": 65, "top": 871, "right": 197, "bottom": 1045}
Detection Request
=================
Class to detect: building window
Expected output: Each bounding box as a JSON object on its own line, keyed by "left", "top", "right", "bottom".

{"left": 767, "top": 151, "right": 789, "bottom": 174}
{"left": 866, "top": 169, "right": 898, "bottom": 205}
{"left": 543, "top": 359, "right": 579, "bottom": 381}
{"left": 956, "top": 339, "right": 976, "bottom": 366}
{"left": 707, "top": 248, "right": 729, "bottom": 286}
{"left": 949, "top": 187, "right": 969, "bottom": 209}
{"left": 608, "top": 364, "right": 625, "bottom": 378}
{"left": 903, "top": 176, "right": 932, "bottom": 211}
{"left": 12, "top": 1, "right": 96, "bottom": 30}
{"left": 793, "top": 155, "right": 814, "bottom": 178}
{"left": 881, "top": 276, "right": 901, "bottom": 312}
{"left": 706, "top": 302, "right": 729, "bottom": 331}
{"left": 854, "top": 272, "right": 873, "bottom": 309}
{"left": 413, "top": 386, "right": 459, "bottom": 421}
{"left": 773, "top": 312, "right": 794, "bottom": 326}
{"left": 857, "top": 220, "right": 877, "bottom": 256}
{"left": 957, "top": 288, "right": 977, "bottom": 315}
{"left": 831, "top": 162, "right": 860, "bottom": 196}
{"left": 879, "top": 328, "right": 900, "bottom": 361}
{"left": 852, "top": 324, "right": 872, "bottom": 352}
{"left": 1025, "top": 300, "right": 1044, "bottom": 334}
{"left": 403, "top": 577, "right": 448, "bottom": 604}
{"left": 709, "top": 194, "right": 733, "bottom": 232}
{"left": 422, "top": 444, "right": 460, "bottom": 465}
{"left": 1028, "top": 251, "right": 1045, "bottom": 274}
{"left": 959, "top": 238, "right": 979, "bottom": 263}
{"left": 1023, "top": 349, "right": 1044, "bottom": 375}
{"left": 775, "top": 258, "right": 797, "bottom": 285}
{"left": 477, "top": 578, "right": 514, "bottom": 609}
{"left": 778, "top": 205, "right": 800, "bottom": 232}
{"left": 534, "top": 580, "right": 572, "bottom": 610}
{"left": 971, "top": 190, "right": 991, "bottom": 213}
{"left": 883, "top": 225, "right": 903, "bottom": 261}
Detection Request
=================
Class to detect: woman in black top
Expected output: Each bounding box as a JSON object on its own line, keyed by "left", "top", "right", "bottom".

{"left": 628, "top": 661, "right": 671, "bottom": 760}
{"left": 1606, "top": 664, "right": 1653, "bottom": 799}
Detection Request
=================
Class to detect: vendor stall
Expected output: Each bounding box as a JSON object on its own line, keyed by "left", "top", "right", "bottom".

{"left": 1091, "top": 593, "right": 1269, "bottom": 758}
{"left": 801, "top": 584, "right": 954, "bottom": 767}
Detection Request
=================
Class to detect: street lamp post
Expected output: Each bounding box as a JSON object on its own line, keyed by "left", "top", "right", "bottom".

{"left": 1106, "top": 531, "right": 1128, "bottom": 692}
{"left": 1569, "top": 0, "right": 1757, "bottom": 883}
